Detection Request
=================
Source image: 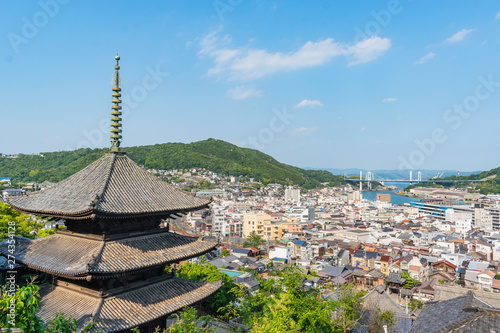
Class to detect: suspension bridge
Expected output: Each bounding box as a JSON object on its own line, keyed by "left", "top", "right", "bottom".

{"left": 343, "top": 171, "right": 484, "bottom": 190}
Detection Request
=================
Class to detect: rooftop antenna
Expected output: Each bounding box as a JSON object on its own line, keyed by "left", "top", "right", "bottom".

{"left": 110, "top": 53, "right": 123, "bottom": 152}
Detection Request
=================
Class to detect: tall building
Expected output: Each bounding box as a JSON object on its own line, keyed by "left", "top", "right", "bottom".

{"left": 284, "top": 186, "right": 300, "bottom": 203}
{"left": 0, "top": 56, "right": 221, "bottom": 332}
{"left": 243, "top": 212, "right": 272, "bottom": 238}
{"left": 212, "top": 210, "right": 225, "bottom": 233}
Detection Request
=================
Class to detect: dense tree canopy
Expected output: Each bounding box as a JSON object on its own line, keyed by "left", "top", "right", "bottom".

{"left": 175, "top": 262, "right": 242, "bottom": 319}
{"left": 0, "top": 203, "right": 49, "bottom": 241}
{"left": 237, "top": 265, "right": 366, "bottom": 333}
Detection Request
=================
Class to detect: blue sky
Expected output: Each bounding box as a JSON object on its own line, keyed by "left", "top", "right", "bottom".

{"left": 1, "top": 1, "right": 500, "bottom": 172}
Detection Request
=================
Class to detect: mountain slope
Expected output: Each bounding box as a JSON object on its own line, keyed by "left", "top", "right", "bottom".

{"left": 0, "top": 139, "right": 345, "bottom": 189}
{"left": 443, "top": 166, "right": 500, "bottom": 194}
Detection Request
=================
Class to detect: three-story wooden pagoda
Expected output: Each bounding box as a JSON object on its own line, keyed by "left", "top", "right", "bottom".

{"left": 0, "top": 55, "right": 221, "bottom": 332}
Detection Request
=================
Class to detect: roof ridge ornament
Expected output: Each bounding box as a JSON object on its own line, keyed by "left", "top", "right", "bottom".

{"left": 110, "top": 53, "right": 122, "bottom": 152}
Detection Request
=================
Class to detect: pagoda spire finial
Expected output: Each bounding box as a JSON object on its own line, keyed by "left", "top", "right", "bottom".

{"left": 110, "top": 53, "right": 122, "bottom": 152}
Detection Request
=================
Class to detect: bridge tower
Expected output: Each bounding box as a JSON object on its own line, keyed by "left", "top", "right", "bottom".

{"left": 418, "top": 171, "right": 422, "bottom": 182}
{"left": 409, "top": 171, "right": 413, "bottom": 185}
{"left": 359, "top": 171, "right": 363, "bottom": 191}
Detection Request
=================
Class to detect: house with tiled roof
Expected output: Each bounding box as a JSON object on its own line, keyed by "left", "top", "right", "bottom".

{"left": 380, "top": 255, "right": 393, "bottom": 276}
{"left": 232, "top": 248, "right": 252, "bottom": 257}
{"left": 351, "top": 250, "right": 378, "bottom": 269}
{"left": 477, "top": 269, "right": 496, "bottom": 291}
{"left": 493, "top": 278, "right": 500, "bottom": 292}
{"left": 386, "top": 272, "right": 407, "bottom": 295}
{"left": 288, "top": 239, "right": 313, "bottom": 260}
{"left": 414, "top": 279, "right": 437, "bottom": 301}
{"left": 431, "top": 260, "right": 457, "bottom": 276}
{"left": 409, "top": 291, "right": 500, "bottom": 333}
{"left": 347, "top": 268, "right": 385, "bottom": 290}
{"left": 428, "top": 270, "right": 455, "bottom": 285}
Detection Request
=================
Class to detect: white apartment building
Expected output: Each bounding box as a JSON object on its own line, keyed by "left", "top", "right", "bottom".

{"left": 285, "top": 186, "right": 300, "bottom": 203}
{"left": 269, "top": 247, "right": 292, "bottom": 263}
{"left": 446, "top": 209, "right": 473, "bottom": 235}
{"left": 475, "top": 207, "right": 494, "bottom": 229}
{"left": 212, "top": 211, "right": 226, "bottom": 233}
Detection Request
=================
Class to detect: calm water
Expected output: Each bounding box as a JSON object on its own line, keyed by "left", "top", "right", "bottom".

{"left": 362, "top": 182, "right": 420, "bottom": 205}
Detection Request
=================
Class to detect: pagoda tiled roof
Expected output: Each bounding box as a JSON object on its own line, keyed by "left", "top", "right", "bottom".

{"left": 8, "top": 153, "right": 210, "bottom": 219}
{"left": 37, "top": 278, "right": 221, "bottom": 332}
{"left": 0, "top": 230, "right": 217, "bottom": 279}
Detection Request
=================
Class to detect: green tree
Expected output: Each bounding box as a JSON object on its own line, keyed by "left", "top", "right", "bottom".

{"left": 243, "top": 231, "right": 265, "bottom": 248}
{"left": 0, "top": 278, "right": 80, "bottom": 333}
{"left": 0, "top": 203, "right": 43, "bottom": 241}
{"left": 165, "top": 307, "right": 215, "bottom": 333}
{"left": 409, "top": 298, "right": 424, "bottom": 311}
{"left": 175, "top": 263, "right": 242, "bottom": 319}
{"left": 37, "top": 228, "right": 55, "bottom": 238}
{"left": 237, "top": 265, "right": 365, "bottom": 333}
{"left": 332, "top": 284, "right": 365, "bottom": 333}
{"left": 401, "top": 273, "right": 420, "bottom": 289}
{"left": 45, "top": 312, "right": 77, "bottom": 333}
{"left": 0, "top": 277, "right": 45, "bottom": 332}
{"left": 367, "top": 308, "right": 396, "bottom": 333}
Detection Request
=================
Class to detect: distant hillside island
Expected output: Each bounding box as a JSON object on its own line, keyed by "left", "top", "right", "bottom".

{"left": 0, "top": 139, "right": 345, "bottom": 189}
{"left": 401, "top": 166, "right": 500, "bottom": 195}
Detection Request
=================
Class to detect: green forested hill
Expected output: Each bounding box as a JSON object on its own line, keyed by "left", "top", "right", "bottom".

{"left": 443, "top": 166, "right": 500, "bottom": 194}
{"left": 404, "top": 168, "right": 500, "bottom": 194}
{"left": 0, "top": 139, "right": 345, "bottom": 189}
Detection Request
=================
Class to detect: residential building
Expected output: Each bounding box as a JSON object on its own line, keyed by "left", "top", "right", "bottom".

{"left": 284, "top": 186, "right": 300, "bottom": 203}
{"left": 2, "top": 188, "right": 24, "bottom": 200}
{"left": 269, "top": 247, "right": 291, "bottom": 263}
{"left": 242, "top": 213, "right": 271, "bottom": 238}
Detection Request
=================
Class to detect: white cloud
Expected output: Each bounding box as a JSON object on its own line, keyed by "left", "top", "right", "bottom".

{"left": 361, "top": 127, "right": 366, "bottom": 132}
{"left": 346, "top": 36, "right": 392, "bottom": 66}
{"left": 445, "top": 28, "right": 474, "bottom": 43}
{"left": 198, "top": 31, "right": 391, "bottom": 81}
{"left": 414, "top": 52, "right": 435, "bottom": 65}
{"left": 226, "top": 86, "right": 263, "bottom": 100}
{"left": 496, "top": 12, "right": 500, "bottom": 20}
{"left": 382, "top": 97, "right": 397, "bottom": 103}
{"left": 295, "top": 99, "right": 323, "bottom": 109}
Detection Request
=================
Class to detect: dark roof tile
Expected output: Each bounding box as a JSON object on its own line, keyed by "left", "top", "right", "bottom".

{"left": 0, "top": 231, "right": 217, "bottom": 278}
{"left": 38, "top": 278, "right": 221, "bottom": 332}
{"left": 9, "top": 154, "right": 210, "bottom": 219}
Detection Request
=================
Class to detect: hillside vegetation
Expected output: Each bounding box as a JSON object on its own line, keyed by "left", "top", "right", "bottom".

{"left": 0, "top": 139, "right": 345, "bottom": 189}
{"left": 443, "top": 166, "right": 500, "bottom": 194}
{"left": 404, "top": 167, "right": 500, "bottom": 194}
